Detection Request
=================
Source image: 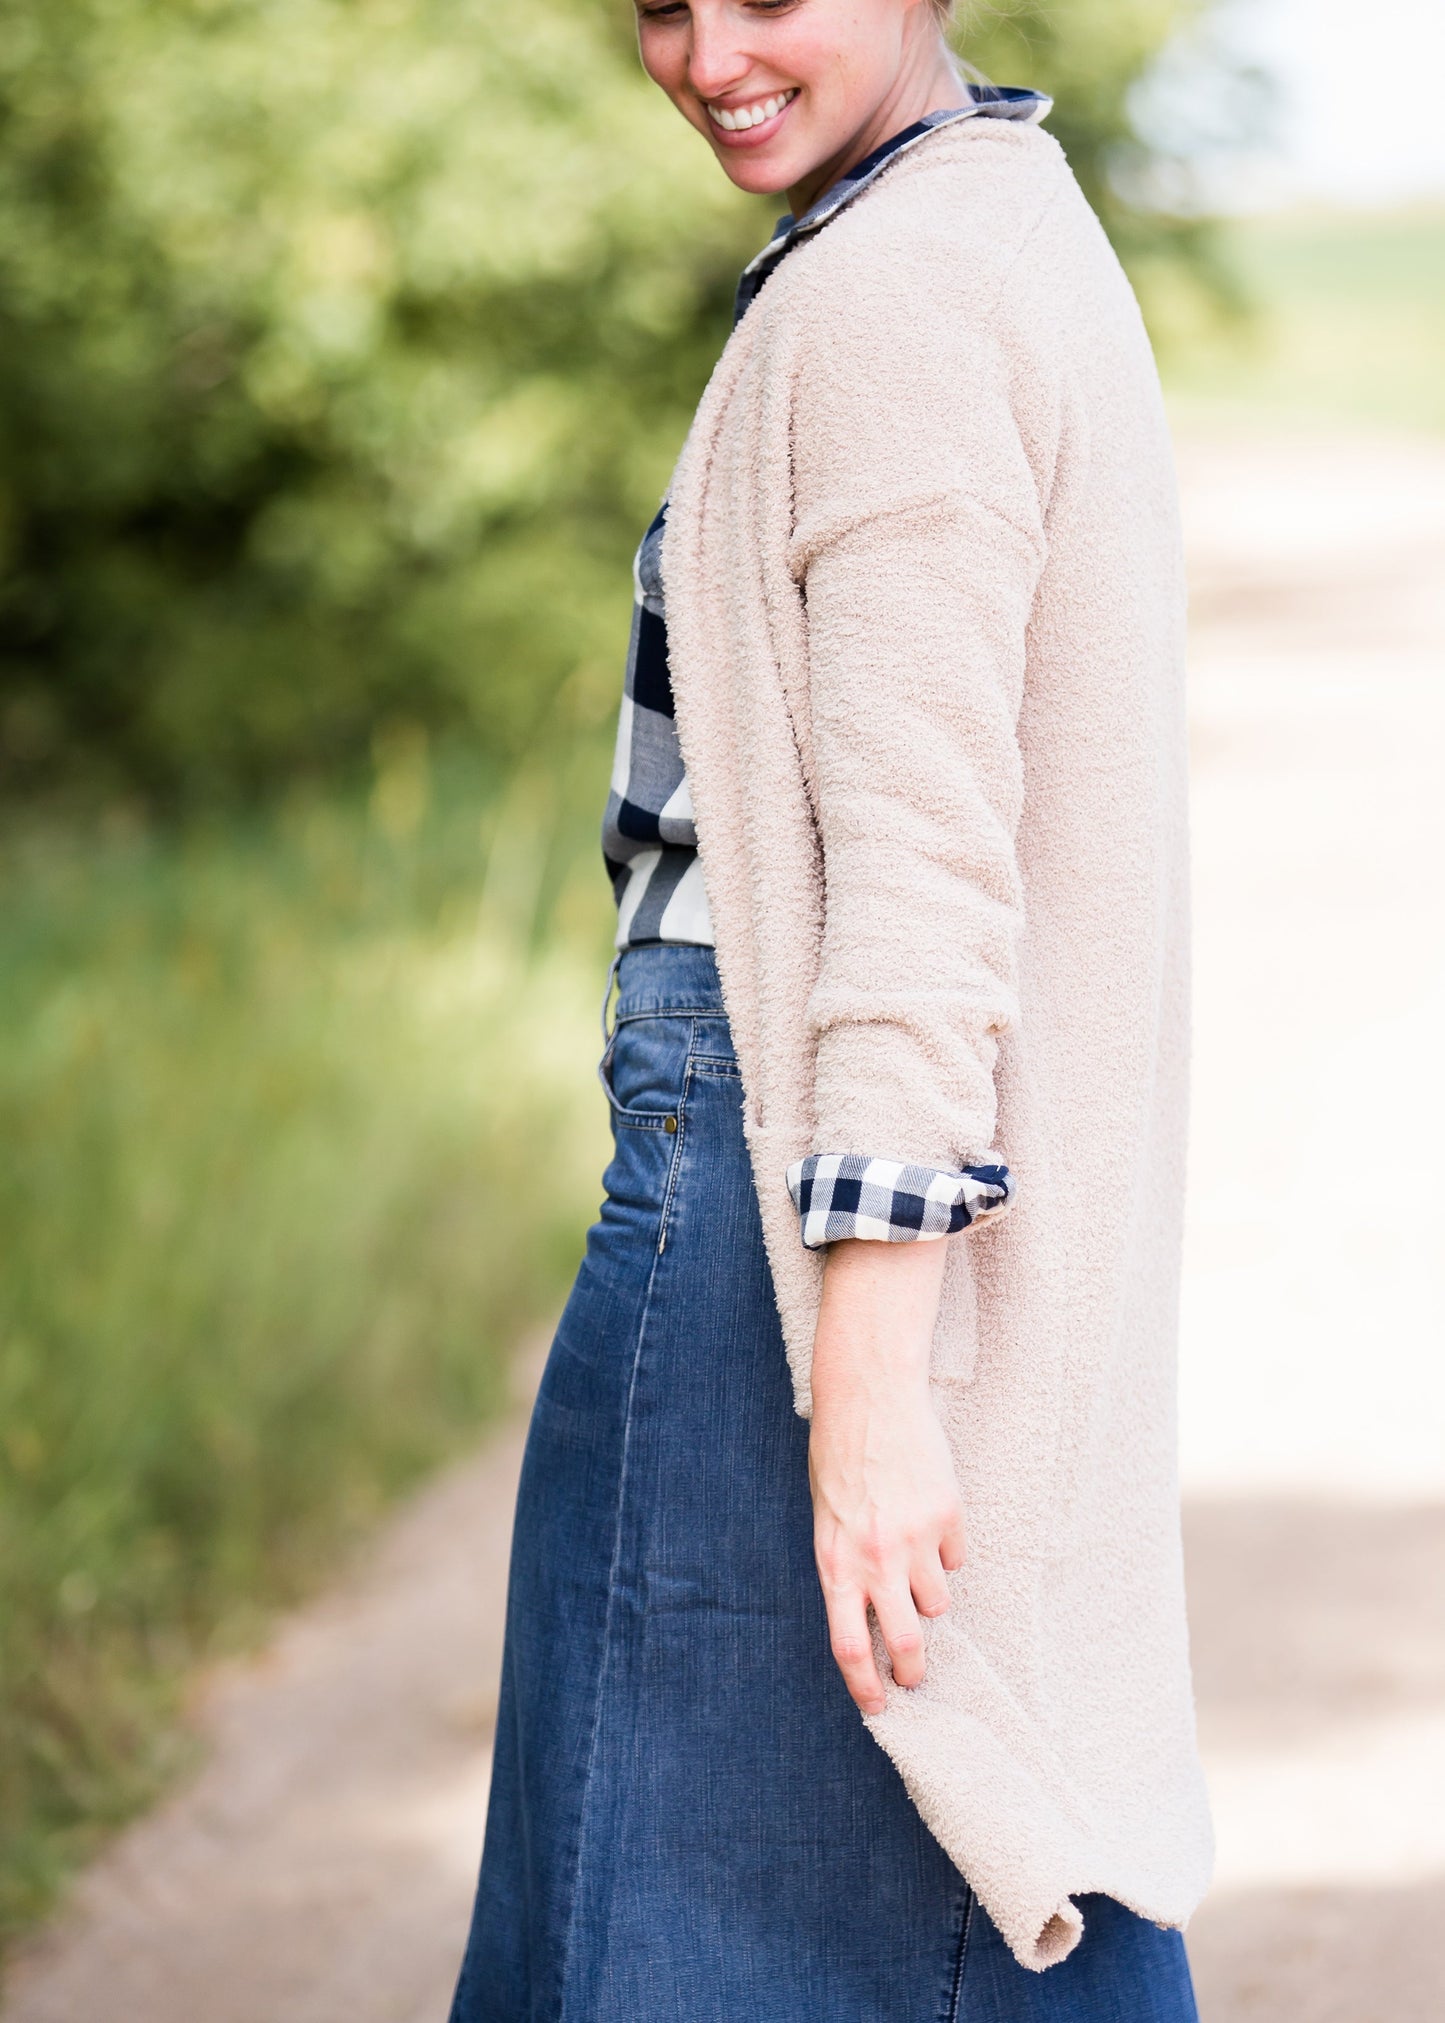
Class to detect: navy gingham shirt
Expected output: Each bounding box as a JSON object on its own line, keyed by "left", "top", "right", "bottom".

{"left": 603, "top": 89, "right": 1049, "bottom": 1245}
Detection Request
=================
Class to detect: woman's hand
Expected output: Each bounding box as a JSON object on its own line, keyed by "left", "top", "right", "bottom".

{"left": 808, "top": 1236, "right": 965, "bottom": 1715}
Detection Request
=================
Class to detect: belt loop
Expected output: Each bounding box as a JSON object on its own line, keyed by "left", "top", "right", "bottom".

{"left": 599, "top": 952, "right": 622, "bottom": 1046}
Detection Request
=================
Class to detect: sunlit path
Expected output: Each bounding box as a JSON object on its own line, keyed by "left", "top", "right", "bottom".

{"left": 1178, "top": 427, "right": 1445, "bottom": 2020}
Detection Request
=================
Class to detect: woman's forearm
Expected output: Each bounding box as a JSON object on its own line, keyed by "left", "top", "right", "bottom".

{"left": 811, "top": 1235, "right": 948, "bottom": 1399}
{"left": 808, "top": 1238, "right": 965, "bottom": 1715}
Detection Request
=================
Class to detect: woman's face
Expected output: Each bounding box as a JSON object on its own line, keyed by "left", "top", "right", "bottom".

{"left": 635, "top": 0, "right": 945, "bottom": 201}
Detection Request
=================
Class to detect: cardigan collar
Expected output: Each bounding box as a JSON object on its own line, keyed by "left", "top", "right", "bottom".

{"left": 733, "top": 86, "right": 1053, "bottom": 324}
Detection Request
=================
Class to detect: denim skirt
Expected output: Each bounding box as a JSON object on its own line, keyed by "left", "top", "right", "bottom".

{"left": 449, "top": 944, "right": 1197, "bottom": 2023}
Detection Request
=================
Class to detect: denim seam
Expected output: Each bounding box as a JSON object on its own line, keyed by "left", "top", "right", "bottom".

{"left": 655, "top": 1041, "right": 695, "bottom": 1253}
{"left": 945, "top": 1886, "right": 975, "bottom": 2023}
{"left": 553, "top": 1193, "right": 674, "bottom": 2023}
{"left": 613, "top": 1003, "right": 724, "bottom": 1024}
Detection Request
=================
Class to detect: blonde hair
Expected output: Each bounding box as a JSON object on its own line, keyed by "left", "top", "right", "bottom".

{"left": 931, "top": 0, "right": 997, "bottom": 98}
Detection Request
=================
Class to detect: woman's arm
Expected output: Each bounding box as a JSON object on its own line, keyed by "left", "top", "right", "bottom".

{"left": 786, "top": 248, "right": 1055, "bottom": 1708}
{"left": 808, "top": 1236, "right": 963, "bottom": 1713}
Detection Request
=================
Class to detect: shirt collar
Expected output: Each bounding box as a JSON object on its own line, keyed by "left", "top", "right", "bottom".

{"left": 733, "top": 86, "right": 1052, "bottom": 325}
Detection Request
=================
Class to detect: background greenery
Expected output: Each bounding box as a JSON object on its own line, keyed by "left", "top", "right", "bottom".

{"left": 0, "top": 749, "right": 614, "bottom": 1939}
{"left": 3, "top": 0, "right": 1436, "bottom": 1968}
{"left": 0, "top": 0, "right": 1240, "bottom": 805}
{"left": 1164, "top": 205, "right": 1445, "bottom": 433}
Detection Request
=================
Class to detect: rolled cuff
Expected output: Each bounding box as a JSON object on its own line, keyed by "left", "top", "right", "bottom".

{"left": 785, "top": 1152, "right": 1015, "bottom": 1251}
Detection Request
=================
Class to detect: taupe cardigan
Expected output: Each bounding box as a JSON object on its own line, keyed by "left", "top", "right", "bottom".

{"left": 662, "top": 117, "right": 1213, "bottom": 1969}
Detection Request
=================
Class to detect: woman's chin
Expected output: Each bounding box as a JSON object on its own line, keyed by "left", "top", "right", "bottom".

{"left": 712, "top": 150, "right": 798, "bottom": 197}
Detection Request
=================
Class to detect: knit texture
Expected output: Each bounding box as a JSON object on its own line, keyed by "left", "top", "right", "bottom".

{"left": 661, "top": 118, "right": 1213, "bottom": 1970}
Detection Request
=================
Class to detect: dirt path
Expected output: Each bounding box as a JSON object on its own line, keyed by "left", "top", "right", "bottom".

{"left": 5, "top": 426, "right": 1444, "bottom": 2021}
{"left": 1172, "top": 425, "right": 1445, "bottom": 2022}
{"left": 0, "top": 1388, "right": 534, "bottom": 2023}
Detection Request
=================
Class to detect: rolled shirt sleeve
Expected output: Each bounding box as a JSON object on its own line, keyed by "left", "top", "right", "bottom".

{"left": 787, "top": 1151, "right": 1014, "bottom": 1250}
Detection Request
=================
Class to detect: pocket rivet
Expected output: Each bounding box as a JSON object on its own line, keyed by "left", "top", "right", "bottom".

{"left": 664, "top": 1115, "right": 678, "bottom": 1133}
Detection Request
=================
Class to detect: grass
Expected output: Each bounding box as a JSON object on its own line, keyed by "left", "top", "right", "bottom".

{"left": 0, "top": 739, "right": 613, "bottom": 1947}
{"left": 1159, "top": 204, "right": 1445, "bottom": 434}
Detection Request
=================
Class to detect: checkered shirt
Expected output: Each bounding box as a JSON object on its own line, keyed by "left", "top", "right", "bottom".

{"left": 787, "top": 1154, "right": 1016, "bottom": 1251}
{"left": 601, "top": 499, "right": 713, "bottom": 946}
{"left": 603, "top": 87, "right": 1048, "bottom": 1237}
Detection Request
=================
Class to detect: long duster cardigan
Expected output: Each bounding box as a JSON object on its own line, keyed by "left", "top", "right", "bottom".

{"left": 661, "top": 116, "right": 1214, "bottom": 1970}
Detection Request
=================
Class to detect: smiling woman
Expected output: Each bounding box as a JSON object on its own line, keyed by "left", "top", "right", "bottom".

{"left": 635, "top": 0, "right": 969, "bottom": 215}
{"left": 446, "top": 2, "right": 1212, "bottom": 2018}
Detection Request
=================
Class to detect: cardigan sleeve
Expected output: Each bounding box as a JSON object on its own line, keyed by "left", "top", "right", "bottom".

{"left": 786, "top": 262, "right": 1052, "bottom": 1181}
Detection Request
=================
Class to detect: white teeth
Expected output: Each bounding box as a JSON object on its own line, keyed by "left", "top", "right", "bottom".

{"left": 707, "top": 88, "right": 794, "bottom": 132}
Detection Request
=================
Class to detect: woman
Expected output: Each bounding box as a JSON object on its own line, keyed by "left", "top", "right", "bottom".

{"left": 450, "top": 1, "right": 1212, "bottom": 2017}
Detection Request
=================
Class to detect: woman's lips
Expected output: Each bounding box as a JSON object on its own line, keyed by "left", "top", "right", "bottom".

{"left": 704, "top": 87, "right": 798, "bottom": 149}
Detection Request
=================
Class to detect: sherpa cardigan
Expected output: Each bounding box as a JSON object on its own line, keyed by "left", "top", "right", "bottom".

{"left": 660, "top": 115, "right": 1214, "bottom": 1970}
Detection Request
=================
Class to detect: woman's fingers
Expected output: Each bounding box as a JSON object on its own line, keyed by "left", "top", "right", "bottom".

{"left": 910, "top": 1553, "right": 952, "bottom": 1621}
{"left": 870, "top": 1582, "right": 926, "bottom": 1690}
{"left": 825, "top": 1559, "right": 959, "bottom": 1709}
{"left": 823, "top": 1585, "right": 887, "bottom": 1715}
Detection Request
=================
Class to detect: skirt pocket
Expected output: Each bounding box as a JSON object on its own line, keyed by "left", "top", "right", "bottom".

{"left": 596, "top": 1014, "right": 693, "bottom": 1251}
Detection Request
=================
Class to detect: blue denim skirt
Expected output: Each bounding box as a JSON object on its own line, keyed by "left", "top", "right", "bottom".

{"left": 450, "top": 944, "right": 1197, "bottom": 2023}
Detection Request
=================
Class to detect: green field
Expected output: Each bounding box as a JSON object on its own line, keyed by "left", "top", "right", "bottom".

{"left": 1161, "top": 205, "right": 1445, "bottom": 433}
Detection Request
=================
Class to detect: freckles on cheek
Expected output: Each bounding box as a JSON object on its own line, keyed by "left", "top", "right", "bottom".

{"left": 635, "top": 29, "right": 678, "bottom": 98}
{"left": 820, "top": 42, "right": 857, "bottom": 104}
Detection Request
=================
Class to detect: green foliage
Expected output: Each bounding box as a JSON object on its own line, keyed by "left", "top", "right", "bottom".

{"left": 0, "top": 0, "right": 1230, "bottom": 804}
{"left": 960, "top": 0, "right": 1249, "bottom": 323}
{"left": 0, "top": 0, "right": 755, "bottom": 801}
{"left": 0, "top": 755, "right": 613, "bottom": 1940}
{"left": 1162, "top": 207, "right": 1445, "bottom": 433}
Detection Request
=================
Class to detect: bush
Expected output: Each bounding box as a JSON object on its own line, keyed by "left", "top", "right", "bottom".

{"left": 0, "top": 0, "right": 753, "bottom": 800}
{"left": 0, "top": 0, "right": 1233, "bottom": 804}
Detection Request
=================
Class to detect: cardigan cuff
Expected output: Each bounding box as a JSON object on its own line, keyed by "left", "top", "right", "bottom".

{"left": 785, "top": 1152, "right": 1015, "bottom": 1251}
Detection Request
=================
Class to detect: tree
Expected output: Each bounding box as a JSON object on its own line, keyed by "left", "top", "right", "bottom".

{"left": 0, "top": 0, "right": 1237, "bottom": 803}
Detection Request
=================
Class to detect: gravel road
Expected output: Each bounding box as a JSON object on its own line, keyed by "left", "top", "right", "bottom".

{"left": 5, "top": 425, "right": 1444, "bottom": 2022}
